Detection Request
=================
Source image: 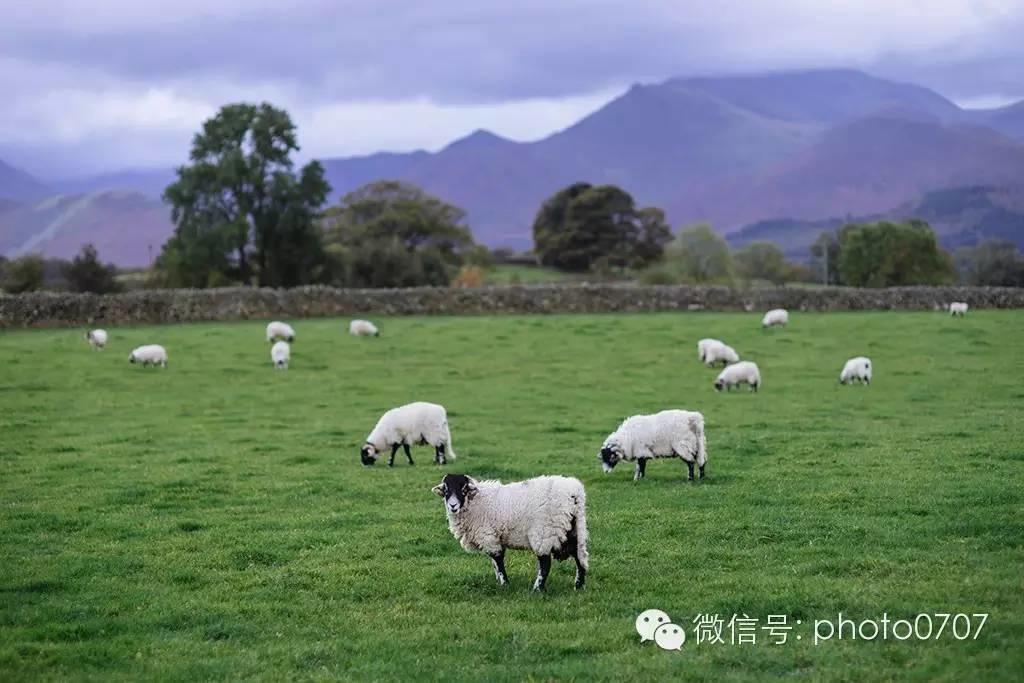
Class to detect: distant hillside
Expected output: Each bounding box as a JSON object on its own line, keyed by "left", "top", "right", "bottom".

{"left": 0, "top": 159, "right": 51, "bottom": 203}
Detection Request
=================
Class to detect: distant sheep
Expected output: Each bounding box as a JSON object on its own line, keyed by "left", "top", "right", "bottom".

{"left": 839, "top": 356, "right": 872, "bottom": 385}
{"left": 432, "top": 473, "right": 588, "bottom": 590}
{"left": 266, "top": 321, "right": 295, "bottom": 343}
{"left": 949, "top": 302, "right": 969, "bottom": 317}
{"left": 762, "top": 309, "right": 789, "bottom": 328}
{"left": 271, "top": 341, "right": 290, "bottom": 370}
{"left": 361, "top": 401, "right": 456, "bottom": 467}
{"left": 599, "top": 409, "right": 708, "bottom": 481}
{"left": 715, "top": 361, "right": 760, "bottom": 392}
{"left": 129, "top": 344, "right": 167, "bottom": 367}
{"left": 702, "top": 340, "right": 739, "bottom": 367}
{"left": 349, "top": 319, "right": 379, "bottom": 337}
{"left": 85, "top": 329, "right": 107, "bottom": 350}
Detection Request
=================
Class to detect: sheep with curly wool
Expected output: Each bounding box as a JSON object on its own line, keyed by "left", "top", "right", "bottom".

{"left": 349, "top": 319, "right": 379, "bottom": 337}
{"left": 762, "top": 309, "right": 789, "bottom": 328}
{"left": 714, "top": 361, "right": 760, "bottom": 392}
{"left": 271, "top": 341, "right": 290, "bottom": 370}
{"left": 949, "top": 302, "right": 969, "bottom": 317}
{"left": 599, "top": 409, "right": 708, "bottom": 482}
{"left": 266, "top": 321, "right": 295, "bottom": 343}
{"left": 840, "top": 356, "right": 872, "bottom": 385}
{"left": 85, "top": 329, "right": 108, "bottom": 350}
{"left": 129, "top": 344, "right": 167, "bottom": 367}
{"left": 702, "top": 340, "right": 739, "bottom": 367}
{"left": 361, "top": 401, "right": 456, "bottom": 467}
{"left": 697, "top": 338, "right": 720, "bottom": 364}
{"left": 432, "top": 473, "right": 589, "bottom": 591}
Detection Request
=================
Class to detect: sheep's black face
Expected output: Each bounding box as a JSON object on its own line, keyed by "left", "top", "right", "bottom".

{"left": 714, "top": 379, "right": 724, "bottom": 392}
{"left": 360, "top": 444, "right": 379, "bottom": 466}
{"left": 128, "top": 354, "right": 136, "bottom": 364}
{"left": 431, "top": 474, "right": 476, "bottom": 514}
{"left": 599, "top": 445, "right": 623, "bottom": 473}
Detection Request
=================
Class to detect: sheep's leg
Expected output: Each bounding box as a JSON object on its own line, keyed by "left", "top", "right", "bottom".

{"left": 435, "top": 443, "right": 447, "bottom": 465}
{"left": 490, "top": 550, "right": 509, "bottom": 586}
{"left": 572, "top": 552, "right": 586, "bottom": 590}
{"left": 633, "top": 459, "right": 646, "bottom": 482}
{"left": 388, "top": 443, "right": 400, "bottom": 467}
{"left": 532, "top": 554, "right": 551, "bottom": 591}
{"left": 686, "top": 460, "right": 695, "bottom": 481}
{"left": 403, "top": 443, "right": 414, "bottom": 465}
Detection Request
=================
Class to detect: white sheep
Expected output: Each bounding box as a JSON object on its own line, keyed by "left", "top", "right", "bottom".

{"left": 266, "top": 321, "right": 295, "bottom": 343}
{"left": 715, "top": 361, "right": 761, "bottom": 392}
{"left": 949, "top": 302, "right": 969, "bottom": 317}
{"left": 432, "top": 473, "right": 589, "bottom": 591}
{"left": 361, "top": 401, "right": 456, "bottom": 467}
{"left": 85, "top": 329, "right": 108, "bottom": 350}
{"left": 271, "top": 341, "right": 290, "bottom": 370}
{"left": 762, "top": 308, "right": 789, "bottom": 328}
{"left": 839, "top": 356, "right": 872, "bottom": 385}
{"left": 599, "top": 409, "right": 708, "bottom": 481}
{"left": 702, "top": 340, "right": 739, "bottom": 367}
{"left": 349, "top": 319, "right": 379, "bottom": 337}
{"left": 697, "top": 338, "right": 719, "bottom": 364}
{"left": 128, "top": 344, "right": 168, "bottom": 368}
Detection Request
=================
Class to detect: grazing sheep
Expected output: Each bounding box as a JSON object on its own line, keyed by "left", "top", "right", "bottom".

{"left": 128, "top": 344, "right": 168, "bottom": 367}
{"left": 599, "top": 409, "right": 708, "bottom": 482}
{"left": 702, "top": 340, "right": 739, "bottom": 367}
{"left": 361, "top": 401, "right": 456, "bottom": 467}
{"left": 839, "top": 356, "right": 872, "bottom": 385}
{"left": 349, "top": 319, "right": 380, "bottom": 337}
{"left": 85, "top": 329, "right": 108, "bottom": 350}
{"left": 715, "top": 361, "right": 761, "bottom": 392}
{"left": 271, "top": 341, "right": 290, "bottom": 370}
{"left": 266, "top": 321, "right": 296, "bottom": 343}
{"left": 697, "top": 338, "right": 719, "bottom": 364}
{"left": 432, "top": 473, "right": 589, "bottom": 591}
{"left": 949, "top": 302, "right": 969, "bottom": 317}
{"left": 762, "top": 309, "right": 789, "bottom": 328}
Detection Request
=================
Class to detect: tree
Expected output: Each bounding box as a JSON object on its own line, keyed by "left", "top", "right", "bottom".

{"left": 734, "top": 241, "right": 788, "bottom": 285}
{"left": 321, "top": 180, "right": 475, "bottom": 288}
{"left": 838, "top": 220, "right": 954, "bottom": 287}
{"left": 1, "top": 254, "right": 44, "bottom": 293}
{"left": 955, "top": 240, "right": 1024, "bottom": 286}
{"left": 63, "top": 244, "right": 121, "bottom": 294}
{"left": 668, "top": 223, "right": 735, "bottom": 283}
{"left": 810, "top": 230, "right": 843, "bottom": 285}
{"left": 160, "top": 102, "right": 331, "bottom": 288}
{"left": 533, "top": 183, "right": 671, "bottom": 272}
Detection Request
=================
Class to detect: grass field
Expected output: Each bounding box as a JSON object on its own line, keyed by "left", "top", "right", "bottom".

{"left": 1, "top": 311, "right": 1022, "bottom": 681}
{"left": 485, "top": 264, "right": 574, "bottom": 284}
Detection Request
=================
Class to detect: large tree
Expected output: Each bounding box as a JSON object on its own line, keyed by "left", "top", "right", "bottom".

{"left": 667, "top": 223, "right": 735, "bottom": 283}
{"left": 160, "top": 103, "right": 330, "bottom": 288}
{"left": 838, "top": 220, "right": 954, "bottom": 287}
{"left": 955, "top": 240, "right": 1024, "bottom": 287}
{"left": 734, "top": 241, "right": 788, "bottom": 285}
{"left": 533, "top": 183, "right": 671, "bottom": 272}
{"left": 63, "top": 244, "right": 121, "bottom": 294}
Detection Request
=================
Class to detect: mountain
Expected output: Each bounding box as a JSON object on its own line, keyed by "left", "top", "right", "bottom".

{"left": 53, "top": 167, "right": 177, "bottom": 199}
{"left": 0, "top": 159, "right": 51, "bottom": 202}
{"left": 0, "top": 191, "right": 172, "bottom": 266}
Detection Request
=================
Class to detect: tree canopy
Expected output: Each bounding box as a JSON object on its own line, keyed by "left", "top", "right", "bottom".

{"left": 837, "top": 220, "right": 954, "bottom": 287}
{"left": 63, "top": 244, "right": 121, "bottom": 294}
{"left": 955, "top": 240, "right": 1024, "bottom": 287}
{"left": 735, "top": 241, "right": 788, "bottom": 285}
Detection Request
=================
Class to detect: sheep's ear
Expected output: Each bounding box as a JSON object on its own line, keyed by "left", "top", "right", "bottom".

{"left": 463, "top": 478, "right": 478, "bottom": 500}
{"left": 431, "top": 484, "right": 445, "bottom": 497}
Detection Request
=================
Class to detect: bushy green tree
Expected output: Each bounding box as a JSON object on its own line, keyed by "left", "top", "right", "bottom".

{"left": 838, "top": 220, "right": 954, "bottom": 287}
{"left": 955, "top": 240, "right": 1024, "bottom": 286}
{"left": 62, "top": 244, "right": 121, "bottom": 294}
{"left": 1, "top": 254, "right": 45, "bottom": 293}
{"left": 735, "top": 241, "right": 788, "bottom": 285}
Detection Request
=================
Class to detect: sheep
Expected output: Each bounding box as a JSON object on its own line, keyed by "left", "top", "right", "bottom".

{"left": 697, "top": 338, "right": 719, "bottom": 364}
{"left": 85, "top": 329, "right": 108, "bottom": 350}
{"left": 839, "top": 356, "right": 872, "bottom": 385}
{"left": 701, "top": 340, "right": 739, "bottom": 367}
{"left": 431, "top": 473, "right": 589, "bottom": 591}
{"left": 349, "top": 319, "right": 379, "bottom": 337}
{"left": 599, "top": 409, "right": 708, "bottom": 482}
{"left": 266, "top": 321, "right": 295, "bottom": 343}
{"left": 128, "top": 344, "right": 167, "bottom": 367}
{"left": 360, "top": 401, "right": 456, "bottom": 467}
{"left": 271, "top": 341, "right": 290, "bottom": 370}
{"left": 762, "top": 308, "right": 789, "bottom": 328}
{"left": 714, "top": 360, "right": 761, "bottom": 392}
{"left": 949, "top": 302, "right": 969, "bottom": 317}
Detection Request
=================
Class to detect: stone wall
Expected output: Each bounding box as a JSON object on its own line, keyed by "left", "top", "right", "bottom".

{"left": 1, "top": 284, "right": 1022, "bottom": 328}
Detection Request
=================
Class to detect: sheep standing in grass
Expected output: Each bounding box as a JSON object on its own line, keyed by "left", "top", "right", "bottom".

{"left": 361, "top": 401, "right": 456, "bottom": 467}
{"left": 839, "top": 357, "right": 872, "bottom": 385}
{"left": 85, "top": 329, "right": 108, "bottom": 351}
{"left": 599, "top": 409, "right": 708, "bottom": 481}
{"left": 432, "top": 473, "right": 589, "bottom": 590}
{"left": 701, "top": 340, "right": 739, "bottom": 367}
{"left": 697, "top": 339, "right": 719, "bottom": 364}
{"left": 266, "top": 321, "right": 295, "bottom": 343}
{"left": 129, "top": 344, "right": 167, "bottom": 368}
{"left": 715, "top": 361, "right": 761, "bottom": 392}
{"left": 271, "top": 341, "right": 290, "bottom": 370}
{"left": 762, "top": 309, "right": 789, "bottom": 328}
{"left": 349, "top": 319, "right": 379, "bottom": 337}
{"left": 949, "top": 302, "right": 969, "bottom": 317}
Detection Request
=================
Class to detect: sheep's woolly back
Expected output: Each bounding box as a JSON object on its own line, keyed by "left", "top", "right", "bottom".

{"left": 840, "top": 356, "right": 872, "bottom": 383}
{"left": 349, "top": 319, "right": 379, "bottom": 336}
{"left": 446, "top": 475, "right": 588, "bottom": 568}
{"left": 271, "top": 341, "right": 291, "bottom": 368}
{"left": 87, "top": 329, "right": 108, "bottom": 348}
{"left": 949, "top": 302, "right": 969, "bottom": 316}
{"left": 762, "top": 309, "right": 789, "bottom": 327}
{"left": 130, "top": 344, "right": 167, "bottom": 364}
{"left": 266, "top": 321, "right": 296, "bottom": 342}
{"left": 716, "top": 361, "right": 761, "bottom": 388}
{"left": 366, "top": 401, "right": 455, "bottom": 458}
{"left": 697, "top": 338, "right": 721, "bottom": 362}
{"left": 704, "top": 341, "right": 739, "bottom": 366}
{"left": 603, "top": 409, "right": 707, "bottom": 465}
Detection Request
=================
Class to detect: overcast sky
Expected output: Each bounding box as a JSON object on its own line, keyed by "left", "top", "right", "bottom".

{"left": 2, "top": 0, "right": 1023, "bottom": 178}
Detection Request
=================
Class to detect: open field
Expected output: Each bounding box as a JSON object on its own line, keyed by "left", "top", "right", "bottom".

{"left": 1, "top": 311, "right": 1022, "bottom": 681}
